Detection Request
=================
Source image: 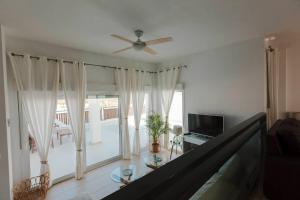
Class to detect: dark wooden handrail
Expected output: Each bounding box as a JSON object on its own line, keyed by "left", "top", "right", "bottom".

{"left": 103, "top": 112, "right": 266, "bottom": 200}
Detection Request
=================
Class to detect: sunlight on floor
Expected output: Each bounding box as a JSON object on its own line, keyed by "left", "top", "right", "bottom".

{"left": 30, "top": 118, "right": 150, "bottom": 181}
{"left": 46, "top": 149, "right": 180, "bottom": 200}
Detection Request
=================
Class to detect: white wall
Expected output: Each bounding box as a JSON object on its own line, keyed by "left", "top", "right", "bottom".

{"left": 159, "top": 38, "right": 265, "bottom": 130}
{"left": 286, "top": 39, "right": 300, "bottom": 112}
{"left": 6, "top": 36, "right": 156, "bottom": 185}
{"left": 7, "top": 64, "right": 30, "bottom": 186}
{"left": 0, "top": 25, "right": 13, "bottom": 200}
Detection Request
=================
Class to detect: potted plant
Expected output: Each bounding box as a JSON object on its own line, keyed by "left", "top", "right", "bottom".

{"left": 146, "top": 113, "right": 168, "bottom": 153}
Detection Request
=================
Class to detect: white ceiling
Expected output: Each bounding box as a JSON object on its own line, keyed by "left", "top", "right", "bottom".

{"left": 0, "top": 0, "right": 300, "bottom": 63}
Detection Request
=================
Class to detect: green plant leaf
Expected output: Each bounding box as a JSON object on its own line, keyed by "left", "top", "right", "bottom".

{"left": 146, "top": 113, "right": 167, "bottom": 143}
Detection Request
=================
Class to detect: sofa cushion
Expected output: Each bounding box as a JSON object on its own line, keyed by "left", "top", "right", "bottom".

{"left": 277, "top": 126, "right": 300, "bottom": 156}
{"left": 283, "top": 118, "right": 300, "bottom": 128}
{"left": 267, "top": 120, "right": 284, "bottom": 155}
{"left": 279, "top": 123, "right": 300, "bottom": 134}
{"left": 267, "top": 134, "right": 283, "bottom": 156}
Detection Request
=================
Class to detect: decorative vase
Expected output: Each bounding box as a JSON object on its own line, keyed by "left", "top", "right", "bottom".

{"left": 152, "top": 142, "right": 160, "bottom": 153}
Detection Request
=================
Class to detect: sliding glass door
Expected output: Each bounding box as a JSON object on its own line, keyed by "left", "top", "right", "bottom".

{"left": 85, "top": 95, "right": 121, "bottom": 167}
{"left": 30, "top": 95, "right": 121, "bottom": 182}
{"left": 168, "top": 91, "right": 184, "bottom": 150}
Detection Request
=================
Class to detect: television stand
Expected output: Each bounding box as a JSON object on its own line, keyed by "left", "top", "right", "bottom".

{"left": 183, "top": 133, "right": 212, "bottom": 153}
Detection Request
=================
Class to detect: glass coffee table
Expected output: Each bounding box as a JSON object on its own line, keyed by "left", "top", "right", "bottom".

{"left": 111, "top": 164, "right": 136, "bottom": 185}
{"left": 144, "top": 154, "right": 168, "bottom": 169}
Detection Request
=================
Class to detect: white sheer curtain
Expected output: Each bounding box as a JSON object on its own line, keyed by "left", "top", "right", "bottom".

{"left": 61, "top": 61, "right": 86, "bottom": 179}
{"left": 8, "top": 53, "right": 59, "bottom": 179}
{"left": 158, "top": 68, "right": 180, "bottom": 148}
{"left": 131, "top": 69, "right": 146, "bottom": 155}
{"left": 148, "top": 73, "right": 163, "bottom": 146}
{"left": 266, "top": 47, "right": 284, "bottom": 129}
{"left": 115, "top": 68, "right": 131, "bottom": 159}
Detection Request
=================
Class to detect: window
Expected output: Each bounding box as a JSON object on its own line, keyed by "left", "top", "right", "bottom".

{"left": 168, "top": 91, "right": 184, "bottom": 149}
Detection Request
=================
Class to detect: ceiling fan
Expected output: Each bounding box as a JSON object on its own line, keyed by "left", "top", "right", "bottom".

{"left": 111, "top": 30, "right": 173, "bottom": 55}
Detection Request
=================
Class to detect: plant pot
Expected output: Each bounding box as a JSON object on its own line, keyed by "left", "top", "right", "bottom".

{"left": 152, "top": 142, "right": 160, "bottom": 153}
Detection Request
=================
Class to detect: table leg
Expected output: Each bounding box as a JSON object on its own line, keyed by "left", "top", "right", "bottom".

{"left": 170, "top": 142, "right": 174, "bottom": 160}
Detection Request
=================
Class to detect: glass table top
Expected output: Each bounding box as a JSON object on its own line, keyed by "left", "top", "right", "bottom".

{"left": 111, "top": 164, "right": 136, "bottom": 184}
{"left": 144, "top": 154, "right": 169, "bottom": 169}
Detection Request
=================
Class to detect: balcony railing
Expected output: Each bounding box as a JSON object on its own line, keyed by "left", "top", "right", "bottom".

{"left": 55, "top": 107, "right": 119, "bottom": 125}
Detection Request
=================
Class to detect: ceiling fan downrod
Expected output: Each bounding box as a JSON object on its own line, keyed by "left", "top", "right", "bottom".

{"left": 134, "top": 29, "right": 144, "bottom": 38}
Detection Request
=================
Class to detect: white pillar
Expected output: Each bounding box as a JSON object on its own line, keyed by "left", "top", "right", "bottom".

{"left": 88, "top": 98, "right": 101, "bottom": 144}
{"left": 0, "top": 25, "right": 13, "bottom": 200}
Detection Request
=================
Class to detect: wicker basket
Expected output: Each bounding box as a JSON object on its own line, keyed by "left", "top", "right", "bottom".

{"left": 13, "top": 172, "right": 49, "bottom": 200}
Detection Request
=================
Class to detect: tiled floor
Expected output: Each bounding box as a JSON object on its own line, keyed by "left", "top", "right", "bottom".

{"left": 31, "top": 118, "right": 150, "bottom": 181}
{"left": 46, "top": 149, "right": 178, "bottom": 200}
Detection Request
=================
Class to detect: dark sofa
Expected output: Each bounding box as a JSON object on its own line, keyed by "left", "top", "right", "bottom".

{"left": 264, "top": 118, "right": 300, "bottom": 200}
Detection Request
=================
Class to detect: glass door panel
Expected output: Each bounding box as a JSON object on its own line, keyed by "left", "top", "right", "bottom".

{"left": 30, "top": 99, "right": 76, "bottom": 181}
{"left": 128, "top": 93, "right": 150, "bottom": 152}
{"left": 140, "top": 93, "right": 150, "bottom": 150}
{"left": 85, "top": 95, "right": 121, "bottom": 166}
{"left": 168, "top": 91, "right": 183, "bottom": 150}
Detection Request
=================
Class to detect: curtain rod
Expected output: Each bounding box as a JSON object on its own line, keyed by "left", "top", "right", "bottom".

{"left": 9, "top": 52, "right": 187, "bottom": 74}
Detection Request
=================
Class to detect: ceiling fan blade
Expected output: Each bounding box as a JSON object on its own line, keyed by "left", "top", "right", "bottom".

{"left": 145, "top": 37, "right": 173, "bottom": 46}
{"left": 111, "top": 34, "right": 134, "bottom": 44}
{"left": 113, "top": 47, "right": 132, "bottom": 54}
{"left": 143, "top": 47, "right": 157, "bottom": 55}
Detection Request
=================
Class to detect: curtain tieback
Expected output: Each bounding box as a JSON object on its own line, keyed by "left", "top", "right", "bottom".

{"left": 77, "top": 149, "right": 82, "bottom": 152}
{"left": 135, "top": 128, "right": 140, "bottom": 131}
{"left": 40, "top": 160, "right": 48, "bottom": 164}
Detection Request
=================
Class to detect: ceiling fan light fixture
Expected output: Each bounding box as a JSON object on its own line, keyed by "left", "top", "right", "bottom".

{"left": 134, "top": 29, "right": 144, "bottom": 38}
{"left": 132, "top": 41, "right": 146, "bottom": 51}
{"left": 111, "top": 29, "right": 173, "bottom": 55}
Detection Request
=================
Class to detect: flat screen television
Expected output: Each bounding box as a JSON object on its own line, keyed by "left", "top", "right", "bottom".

{"left": 188, "top": 114, "right": 224, "bottom": 137}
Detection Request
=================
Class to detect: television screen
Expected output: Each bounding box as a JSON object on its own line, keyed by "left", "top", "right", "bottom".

{"left": 188, "top": 114, "right": 224, "bottom": 137}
